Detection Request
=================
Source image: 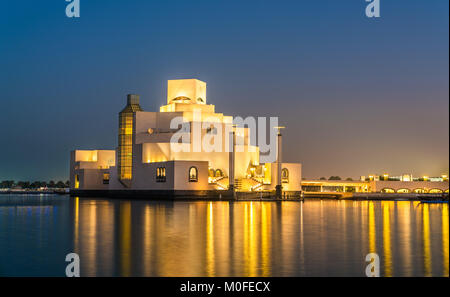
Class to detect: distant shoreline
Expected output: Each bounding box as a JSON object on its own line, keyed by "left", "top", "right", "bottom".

{"left": 0, "top": 189, "right": 69, "bottom": 195}
{"left": 1, "top": 190, "right": 448, "bottom": 202}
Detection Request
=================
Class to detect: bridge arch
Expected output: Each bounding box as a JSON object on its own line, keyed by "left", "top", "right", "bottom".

{"left": 413, "top": 188, "right": 427, "bottom": 194}
{"left": 429, "top": 189, "right": 443, "bottom": 193}
{"left": 397, "top": 188, "right": 410, "bottom": 193}
{"left": 381, "top": 188, "right": 395, "bottom": 193}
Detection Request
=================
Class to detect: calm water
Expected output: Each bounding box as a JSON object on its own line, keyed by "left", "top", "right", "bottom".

{"left": 0, "top": 195, "right": 448, "bottom": 277}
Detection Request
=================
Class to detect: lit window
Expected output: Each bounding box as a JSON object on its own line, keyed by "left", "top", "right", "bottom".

{"left": 172, "top": 96, "right": 191, "bottom": 103}
{"left": 156, "top": 167, "right": 166, "bottom": 182}
{"left": 281, "top": 168, "right": 289, "bottom": 183}
{"left": 189, "top": 166, "right": 198, "bottom": 182}
{"left": 75, "top": 174, "right": 79, "bottom": 189}
{"left": 103, "top": 173, "right": 110, "bottom": 184}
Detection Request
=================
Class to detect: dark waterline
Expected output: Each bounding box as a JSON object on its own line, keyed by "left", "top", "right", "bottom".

{"left": 0, "top": 195, "right": 448, "bottom": 277}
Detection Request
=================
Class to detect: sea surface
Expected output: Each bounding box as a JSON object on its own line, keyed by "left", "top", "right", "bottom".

{"left": 0, "top": 194, "right": 448, "bottom": 277}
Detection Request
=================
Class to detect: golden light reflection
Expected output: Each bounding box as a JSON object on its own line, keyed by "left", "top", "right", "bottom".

{"left": 63, "top": 199, "right": 449, "bottom": 277}
{"left": 243, "top": 203, "right": 249, "bottom": 276}
{"left": 216, "top": 202, "right": 230, "bottom": 276}
{"left": 86, "top": 201, "right": 97, "bottom": 276}
{"left": 120, "top": 201, "right": 131, "bottom": 277}
{"left": 397, "top": 201, "right": 412, "bottom": 276}
{"left": 422, "top": 203, "right": 431, "bottom": 276}
{"left": 74, "top": 197, "right": 79, "bottom": 254}
{"left": 143, "top": 205, "right": 152, "bottom": 276}
{"left": 206, "top": 202, "right": 215, "bottom": 276}
{"left": 261, "top": 203, "right": 271, "bottom": 276}
{"left": 368, "top": 201, "right": 376, "bottom": 254}
{"left": 299, "top": 201, "right": 305, "bottom": 272}
{"left": 249, "top": 202, "right": 257, "bottom": 277}
{"left": 382, "top": 202, "right": 392, "bottom": 277}
{"left": 442, "top": 203, "right": 449, "bottom": 277}
{"left": 98, "top": 201, "right": 114, "bottom": 275}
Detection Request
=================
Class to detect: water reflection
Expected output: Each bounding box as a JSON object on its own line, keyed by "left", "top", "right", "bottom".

{"left": 0, "top": 196, "right": 448, "bottom": 277}
{"left": 397, "top": 201, "right": 412, "bottom": 276}
{"left": 67, "top": 198, "right": 449, "bottom": 277}
{"left": 443, "top": 203, "right": 449, "bottom": 277}
{"left": 368, "top": 201, "right": 376, "bottom": 254}
{"left": 206, "top": 202, "right": 214, "bottom": 276}
{"left": 422, "top": 203, "right": 432, "bottom": 276}
{"left": 383, "top": 202, "right": 392, "bottom": 277}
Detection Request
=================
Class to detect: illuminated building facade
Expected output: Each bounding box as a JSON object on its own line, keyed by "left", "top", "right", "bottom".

{"left": 118, "top": 94, "right": 142, "bottom": 185}
{"left": 302, "top": 173, "right": 449, "bottom": 195}
{"left": 70, "top": 79, "right": 302, "bottom": 198}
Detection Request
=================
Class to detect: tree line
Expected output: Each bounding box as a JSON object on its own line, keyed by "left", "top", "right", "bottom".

{"left": 0, "top": 180, "right": 70, "bottom": 189}
{"left": 319, "top": 176, "right": 353, "bottom": 181}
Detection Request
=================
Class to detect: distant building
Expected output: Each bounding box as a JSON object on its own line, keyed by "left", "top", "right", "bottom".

{"left": 302, "top": 173, "right": 448, "bottom": 194}
{"left": 70, "top": 79, "right": 302, "bottom": 198}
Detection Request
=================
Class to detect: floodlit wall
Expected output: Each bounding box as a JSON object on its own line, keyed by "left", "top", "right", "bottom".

{"left": 132, "top": 161, "right": 175, "bottom": 190}
{"left": 167, "top": 79, "right": 207, "bottom": 105}
{"left": 70, "top": 150, "right": 115, "bottom": 190}
{"left": 263, "top": 163, "right": 302, "bottom": 191}
{"left": 173, "top": 161, "right": 210, "bottom": 190}
{"left": 73, "top": 150, "right": 115, "bottom": 169}
{"left": 71, "top": 168, "right": 110, "bottom": 190}
{"left": 136, "top": 110, "right": 260, "bottom": 180}
{"left": 132, "top": 160, "right": 211, "bottom": 190}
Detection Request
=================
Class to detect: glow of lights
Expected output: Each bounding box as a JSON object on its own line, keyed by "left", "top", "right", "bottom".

{"left": 443, "top": 204, "right": 449, "bottom": 277}
{"left": 423, "top": 204, "right": 432, "bottom": 276}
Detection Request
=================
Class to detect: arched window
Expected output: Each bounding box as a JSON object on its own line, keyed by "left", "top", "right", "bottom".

{"left": 103, "top": 173, "right": 110, "bottom": 185}
{"left": 189, "top": 166, "right": 198, "bottom": 182}
{"left": 171, "top": 96, "right": 192, "bottom": 104}
{"left": 156, "top": 167, "right": 166, "bottom": 182}
{"left": 215, "top": 169, "right": 223, "bottom": 177}
{"left": 281, "top": 168, "right": 289, "bottom": 183}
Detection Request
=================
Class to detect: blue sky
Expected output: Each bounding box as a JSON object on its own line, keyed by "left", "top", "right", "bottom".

{"left": 0, "top": 0, "right": 448, "bottom": 181}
